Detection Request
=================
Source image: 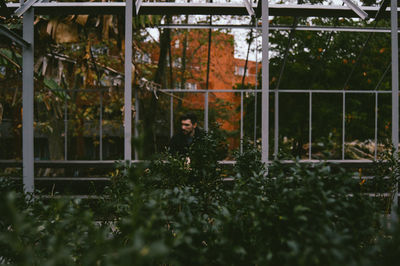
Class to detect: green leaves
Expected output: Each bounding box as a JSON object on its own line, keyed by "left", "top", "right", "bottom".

{"left": 43, "top": 78, "right": 70, "bottom": 101}
{"left": 1, "top": 141, "right": 399, "bottom": 265}
{"left": 0, "top": 48, "right": 22, "bottom": 69}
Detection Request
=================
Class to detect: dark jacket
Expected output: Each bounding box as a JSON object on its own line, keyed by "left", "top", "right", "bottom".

{"left": 169, "top": 128, "right": 204, "bottom": 156}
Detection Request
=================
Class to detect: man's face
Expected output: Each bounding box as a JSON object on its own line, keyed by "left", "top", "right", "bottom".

{"left": 181, "top": 119, "right": 197, "bottom": 136}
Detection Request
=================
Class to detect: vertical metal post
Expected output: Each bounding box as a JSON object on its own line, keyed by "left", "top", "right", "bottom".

{"left": 375, "top": 92, "right": 378, "bottom": 159}
{"left": 64, "top": 93, "right": 68, "bottom": 160}
{"left": 99, "top": 91, "right": 103, "bottom": 160}
{"left": 254, "top": 25, "right": 259, "bottom": 144}
{"left": 22, "top": 1, "right": 34, "bottom": 194}
{"left": 254, "top": 92, "right": 258, "bottom": 143}
{"left": 391, "top": 0, "right": 398, "bottom": 153}
{"left": 240, "top": 91, "right": 244, "bottom": 154}
{"left": 134, "top": 87, "right": 139, "bottom": 160}
{"left": 261, "top": 0, "right": 269, "bottom": 163}
{"left": 309, "top": 92, "right": 312, "bottom": 160}
{"left": 124, "top": 0, "right": 132, "bottom": 162}
{"left": 274, "top": 90, "right": 278, "bottom": 159}
{"left": 205, "top": 91, "right": 209, "bottom": 131}
{"left": 170, "top": 94, "right": 174, "bottom": 138}
{"left": 391, "top": 0, "right": 399, "bottom": 215}
{"left": 342, "top": 91, "right": 346, "bottom": 160}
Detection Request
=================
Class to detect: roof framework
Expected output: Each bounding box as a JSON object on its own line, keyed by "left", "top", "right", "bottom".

{"left": 4, "top": 1, "right": 399, "bottom": 17}
{"left": 1, "top": 1, "right": 398, "bottom": 194}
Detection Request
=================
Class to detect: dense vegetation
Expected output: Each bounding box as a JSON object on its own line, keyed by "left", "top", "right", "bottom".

{"left": 1, "top": 134, "right": 400, "bottom": 265}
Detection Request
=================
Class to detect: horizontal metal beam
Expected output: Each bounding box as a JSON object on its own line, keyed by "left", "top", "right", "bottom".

{"left": 279, "top": 159, "right": 376, "bottom": 168}
{"left": 257, "top": 3, "right": 396, "bottom": 19}
{"left": 271, "top": 25, "right": 398, "bottom": 33}
{"left": 34, "top": 177, "right": 110, "bottom": 181}
{"left": 140, "top": 3, "right": 395, "bottom": 18}
{"left": 0, "top": 159, "right": 378, "bottom": 169}
{"left": 6, "top": 176, "right": 110, "bottom": 181}
{"left": 36, "top": 195, "right": 105, "bottom": 199}
{"left": 7, "top": 2, "right": 126, "bottom": 15}
{"left": 159, "top": 89, "right": 392, "bottom": 93}
{"left": 0, "top": 87, "right": 391, "bottom": 94}
{"left": 0, "top": 160, "right": 145, "bottom": 168}
{"left": 5, "top": 2, "right": 398, "bottom": 18}
{"left": 159, "top": 24, "right": 400, "bottom": 33}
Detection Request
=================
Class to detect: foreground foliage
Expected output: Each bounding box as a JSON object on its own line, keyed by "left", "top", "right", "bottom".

{"left": 1, "top": 139, "right": 400, "bottom": 265}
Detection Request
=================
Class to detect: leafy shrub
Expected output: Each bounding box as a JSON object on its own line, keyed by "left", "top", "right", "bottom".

{"left": 0, "top": 190, "right": 112, "bottom": 265}
{"left": 1, "top": 135, "right": 400, "bottom": 265}
{"left": 371, "top": 146, "right": 400, "bottom": 214}
{"left": 233, "top": 139, "right": 265, "bottom": 180}
{"left": 202, "top": 152, "right": 381, "bottom": 265}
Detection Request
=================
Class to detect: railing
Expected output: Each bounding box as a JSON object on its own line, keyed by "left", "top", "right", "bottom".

{"left": 162, "top": 88, "right": 393, "bottom": 161}
{"left": 0, "top": 87, "right": 394, "bottom": 162}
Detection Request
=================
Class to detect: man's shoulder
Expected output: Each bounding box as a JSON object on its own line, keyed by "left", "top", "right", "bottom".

{"left": 195, "top": 127, "right": 205, "bottom": 134}
{"left": 194, "top": 128, "right": 205, "bottom": 135}
{"left": 193, "top": 128, "right": 206, "bottom": 140}
{"left": 170, "top": 132, "right": 186, "bottom": 144}
{"left": 171, "top": 131, "right": 185, "bottom": 139}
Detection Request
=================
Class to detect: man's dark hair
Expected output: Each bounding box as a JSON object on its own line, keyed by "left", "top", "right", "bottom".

{"left": 179, "top": 113, "right": 198, "bottom": 124}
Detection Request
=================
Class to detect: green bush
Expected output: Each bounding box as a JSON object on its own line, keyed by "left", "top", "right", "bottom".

{"left": 0, "top": 135, "right": 399, "bottom": 265}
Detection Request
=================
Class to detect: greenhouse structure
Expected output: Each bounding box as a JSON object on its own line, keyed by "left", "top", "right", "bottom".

{"left": 0, "top": 0, "right": 399, "bottom": 194}
{"left": 3, "top": 1, "right": 400, "bottom": 264}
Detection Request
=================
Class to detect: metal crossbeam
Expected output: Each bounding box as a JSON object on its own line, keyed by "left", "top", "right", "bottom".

{"left": 0, "top": 24, "right": 30, "bottom": 47}
{"left": 135, "top": 0, "right": 142, "bottom": 15}
{"left": 342, "top": 0, "right": 368, "bottom": 20}
{"left": 5, "top": 2, "right": 397, "bottom": 18}
{"left": 0, "top": 159, "right": 378, "bottom": 168}
{"left": 14, "top": 0, "right": 39, "bottom": 17}
{"left": 158, "top": 24, "right": 400, "bottom": 33}
{"left": 243, "top": 0, "right": 255, "bottom": 17}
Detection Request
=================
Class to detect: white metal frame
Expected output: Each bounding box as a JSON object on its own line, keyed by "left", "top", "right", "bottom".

{"left": 1, "top": 1, "right": 398, "bottom": 194}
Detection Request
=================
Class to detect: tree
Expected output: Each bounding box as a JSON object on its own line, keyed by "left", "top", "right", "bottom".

{"left": 0, "top": 2, "right": 161, "bottom": 162}
{"left": 264, "top": 2, "right": 392, "bottom": 159}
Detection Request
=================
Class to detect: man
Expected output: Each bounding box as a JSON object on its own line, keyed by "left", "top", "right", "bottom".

{"left": 169, "top": 113, "right": 204, "bottom": 156}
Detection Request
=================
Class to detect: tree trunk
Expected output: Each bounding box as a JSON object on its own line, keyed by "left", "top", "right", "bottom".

{"left": 143, "top": 22, "right": 171, "bottom": 157}
{"left": 241, "top": 29, "right": 253, "bottom": 88}
{"left": 180, "top": 15, "right": 189, "bottom": 91}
